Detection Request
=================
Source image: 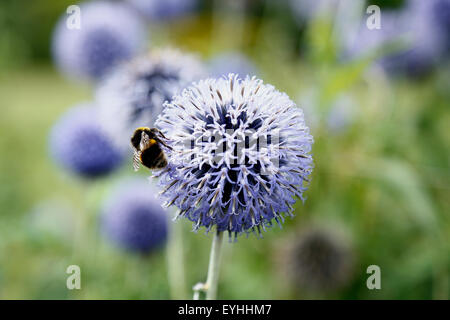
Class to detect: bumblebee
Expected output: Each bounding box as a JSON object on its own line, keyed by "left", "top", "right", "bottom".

{"left": 130, "top": 127, "right": 172, "bottom": 171}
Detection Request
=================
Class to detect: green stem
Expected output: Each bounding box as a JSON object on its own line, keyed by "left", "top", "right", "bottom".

{"left": 205, "top": 230, "right": 224, "bottom": 300}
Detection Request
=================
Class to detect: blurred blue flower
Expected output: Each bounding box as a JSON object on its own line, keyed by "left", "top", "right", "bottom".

{"left": 127, "top": 0, "right": 197, "bottom": 21}
{"left": 49, "top": 104, "right": 124, "bottom": 178}
{"left": 208, "top": 52, "right": 258, "bottom": 78}
{"left": 406, "top": 0, "right": 450, "bottom": 55}
{"left": 96, "top": 48, "right": 206, "bottom": 151}
{"left": 52, "top": 1, "right": 147, "bottom": 81}
{"left": 344, "top": 7, "right": 445, "bottom": 78}
{"left": 155, "top": 74, "right": 314, "bottom": 238}
{"left": 101, "top": 178, "right": 168, "bottom": 253}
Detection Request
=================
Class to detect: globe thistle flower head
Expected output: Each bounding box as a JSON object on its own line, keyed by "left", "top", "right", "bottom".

{"left": 286, "top": 226, "right": 354, "bottom": 293}
{"left": 49, "top": 104, "right": 124, "bottom": 178}
{"left": 155, "top": 74, "right": 314, "bottom": 239}
{"left": 52, "top": 1, "right": 147, "bottom": 81}
{"left": 209, "top": 52, "right": 258, "bottom": 79}
{"left": 127, "top": 0, "right": 197, "bottom": 21}
{"left": 101, "top": 178, "right": 168, "bottom": 253}
{"left": 96, "top": 48, "right": 206, "bottom": 151}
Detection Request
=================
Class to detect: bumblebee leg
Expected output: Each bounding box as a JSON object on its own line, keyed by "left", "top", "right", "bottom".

{"left": 157, "top": 136, "right": 173, "bottom": 150}
{"left": 157, "top": 130, "right": 168, "bottom": 139}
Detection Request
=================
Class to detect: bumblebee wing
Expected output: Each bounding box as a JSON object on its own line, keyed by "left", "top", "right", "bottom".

{"left": 133, "top": 150, "right": 141, "bottom": 171}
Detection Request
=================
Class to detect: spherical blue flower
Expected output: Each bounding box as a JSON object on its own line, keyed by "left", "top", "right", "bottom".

{"left": 96, "top": 48, "right": 206, "bottom": 151}
{"left": 208, "top": 52, "right": 258, "bottom": 78}
{"left": 49, "top": 104, "right": 124, "bottom": 178}
{"left": 101, "top": 178, "right": 168, "bottom": 253}
{"left": 127, "top": 0, "right": 197, "bottom": 21}
{"left": 52, "top": 1, "right": 147, "bottom": 81}
{"left": 155, "top": 74, "right": 314, "bottom": 238}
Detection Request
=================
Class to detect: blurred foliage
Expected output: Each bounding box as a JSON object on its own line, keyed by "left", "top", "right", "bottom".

{"left": 0, "top": 0, "right": 448, "bottom": 299}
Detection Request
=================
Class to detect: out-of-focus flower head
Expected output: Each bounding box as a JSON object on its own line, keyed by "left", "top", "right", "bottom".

{"left": 52, "top": 1, "right": 147, "bottom": 81}
{"left": 96, "top": 48, "right": 206, "bottom": 151}
{"left": 49, "top": 104, "right": 124, "bottom": 178}
{"left": 344, "top": 7, "right": 444, "bottom": 78}
{"left": 285, "top": 225, "right": 354, "bottom": 293}
{"left": 208, "top": 52, "right": 258, "bottom": 79}
{"left": 127, "top": 0, "right": 197, "bottom": 21}
{"left": 405, "top": 0, "right": 450, "bottom": 55}
{"left": 155, "top": 74, "right": 314, "bottom": 239}
{"left": 100, "top": 178, "right": 168, "bottom": 253}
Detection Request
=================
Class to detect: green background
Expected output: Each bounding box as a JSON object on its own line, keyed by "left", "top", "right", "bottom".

{"left": 0, "top": 0, "right": 448, "bottom": 299}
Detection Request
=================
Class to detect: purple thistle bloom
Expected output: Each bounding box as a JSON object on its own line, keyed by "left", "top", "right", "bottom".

{"left": 208, "top": 52, "right": 258, "bottom": 78}
{"left": 49, "top": 104, "right": 124, "bottom": 178}
{"left": 127, "top": 0, "right": 197, "bottom": 21}
{"left": 96, "top": 48, "right": 206, "bottom": 151}
{"left": 52, "top": 1, "right": 147, "bottom": 81}
{"left": 101, "top": 178, "right": 168, "bottom": 253}
{"left": 155, "top": 74, "right": 314, "bottom": 238}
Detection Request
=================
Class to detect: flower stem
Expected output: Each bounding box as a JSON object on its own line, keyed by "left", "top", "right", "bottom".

{"left": 193, "top": 230, "right": 224, "bottom": 300}
{"left": 205, "top": 230, "right": 224, "bottom": 300}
